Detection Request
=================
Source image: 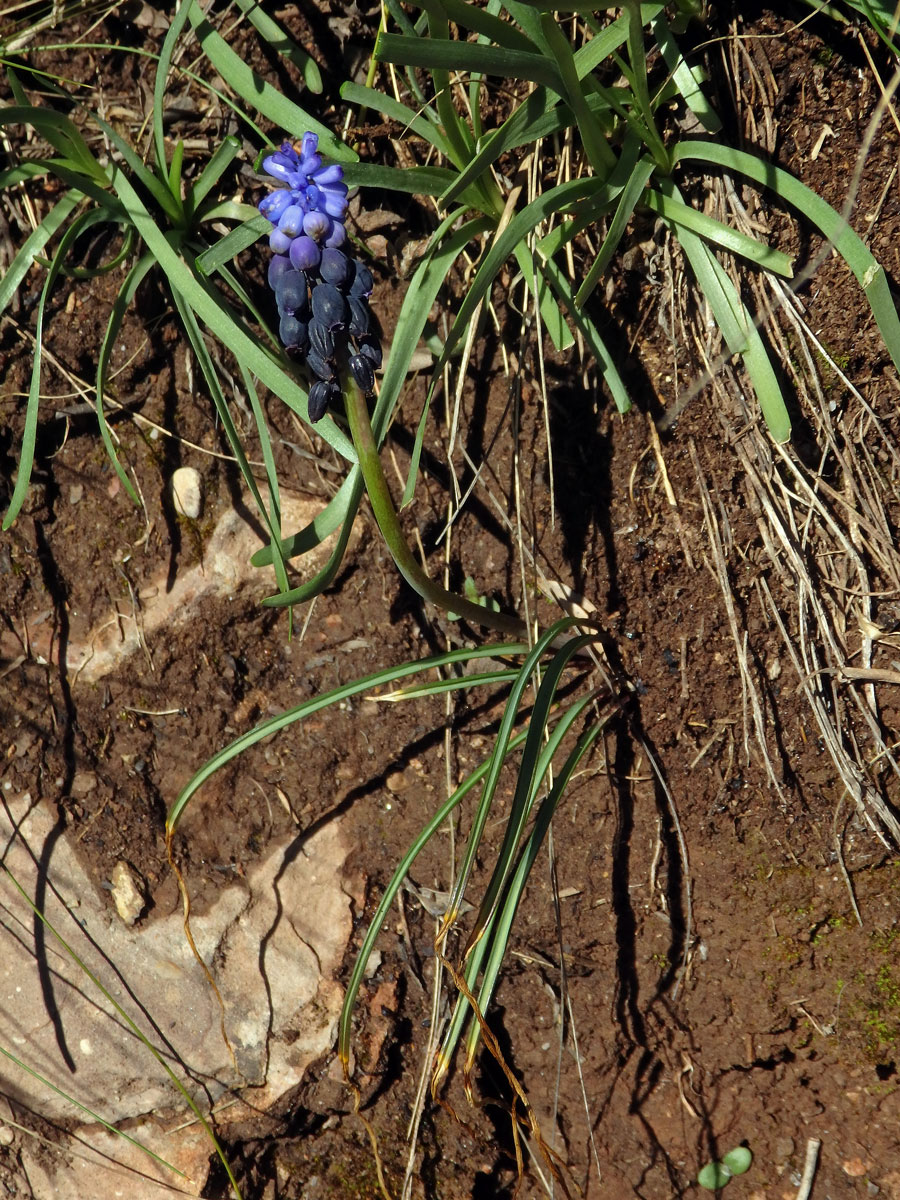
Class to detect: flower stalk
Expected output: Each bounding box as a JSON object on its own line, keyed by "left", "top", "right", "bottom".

{"left": 340, "top": 366, "right": 527, "bottom": 638}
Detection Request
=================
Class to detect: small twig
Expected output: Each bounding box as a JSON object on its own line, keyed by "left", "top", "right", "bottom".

{"left": 795, "top": 1137, "right": 821, "bottom": 1200}
{"left": 832, "top": 796, "right": 864, "bottom": 928}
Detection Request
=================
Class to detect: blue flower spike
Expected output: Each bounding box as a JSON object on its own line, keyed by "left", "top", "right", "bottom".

{"left": 258, "top": 133, "right": 382, "bottom": 422}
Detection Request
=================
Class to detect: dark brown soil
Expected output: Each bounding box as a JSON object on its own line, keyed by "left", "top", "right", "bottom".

{"left": 2, "top": 3, "right": 900, "bottom": 1199}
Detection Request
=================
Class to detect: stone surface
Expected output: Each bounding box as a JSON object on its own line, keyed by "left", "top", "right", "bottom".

{"left": 0, "top": 493, "right": 355, "bottom": 686}
{"left": 0, "top": 792, "right": 356, "bottom": 1197}
{"left": 0, "top": 495, "right": 362, "bottom": 1196}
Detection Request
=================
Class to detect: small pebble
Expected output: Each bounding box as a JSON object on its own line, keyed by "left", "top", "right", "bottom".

{"left": 170, "top": 467, "right": 203, "bottom": 519}
{"left": 110, "top": 861, "right": 146, "bottom": 926}
{"left": 843, "top": 1158, "right": 869, "bottom": 1178}
{"left": 774, "top": 1136, "right": 795, "bottom": 1163}
{"left": 71, "top": 771, "right": 98, "bottom": 798}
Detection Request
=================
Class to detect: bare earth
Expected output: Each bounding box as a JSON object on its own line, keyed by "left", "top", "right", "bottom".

{"left": 1, "top": 4, "right": 900, "bottom": 1199}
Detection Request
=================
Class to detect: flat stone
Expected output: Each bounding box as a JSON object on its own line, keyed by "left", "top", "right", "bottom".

{"left": 0, "top": 791, "right": 358, "bottom": 1197}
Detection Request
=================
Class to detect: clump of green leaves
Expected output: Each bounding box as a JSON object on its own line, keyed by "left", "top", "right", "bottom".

{"left": 698, "top": 1145, "right": 753, "bottom": 1191}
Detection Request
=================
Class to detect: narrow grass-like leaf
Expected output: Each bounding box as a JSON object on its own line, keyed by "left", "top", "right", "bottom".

{"left": 575, "top": 154, "right": 655, "bottom": 308}
{"left": 171, "top": 287, "right": 293, "bottom": 567}
{"left": 439, "top": 87, "right": 557, "bottom": 208}
{"left": 389, "top": 214, "right": 495, "bottom": 508}
{"left": 661, "top": 179, "right": 790, "bottom": 441}
{"left": 620, "top": 0, "right": 669, "bottom": 168}
{"left": 27, "top": 39, "right": 271, "bottom": 141}
{"left": 428, "top": 12, "right": 478, "bottom": 148}
{"left": 0, "top": 154, "right": 122, "bottom": 213}
{"left": 512, "top": 241, "right": 574, "bottom": 351}
{"left": 467, "top": 633, "right": 595, "bottom": 943}
{"left": 696, "top": 243, "right": 791, "bottom": 441}
{"left": 674, "top": 140, "right": 900, "bottom": 375}
{"left": 344, "top": 366, "right": 528, "bottom": 638}
{"left": 436, "top": 84, "right": 631, "bottom": 209}
{"left": 0, "top": 161, "right": 50, "bottom": 187}
{"left": 436, "top": 178, "right": 600, "bottom": 378}
{"left": 153, "top": 0, "right": 195, "bottom": 184}
{"left": 538, "top": 13, "right": 616, "bottom": 175}
{"left": 195, "top": 214, "right": 270, "bottom": 276}
{"left": 651, "top": 11, "right": 721, "bottom": 134}
{"left": 59, "top": 224, "right": 135, "bottom": 281}
{"left": 374, "top": 32, "right": 564, "bottom": 91}
{"left": 0, "top": 101, "right": 107, "bottom": 185}
{"left": 0, "top": 1044, "right": 186, "bottom": 1178}
{"left": 240, "top": 369, "right": 291, "bottom": 601}
{"left": 794, "top": 0, "right": 851, "bottom": 17}
{"left": 1, "top": 865, "right": 242, "bottom": 1198}
{"left": 167, "top": 138, "right": 185, "bottom": 200}
{"left": 193, "top": 199, "right": 260, "bottom": 225}
{"left": 168, "top": 641, "right": 529, "bottom": 832}
{"left": 539, "top": 255, "right": 633, "bottom": 413}
{"left": 571, "top": 3, "right": 664, "bottom": 75}
{"left": 436, "top": 676, "right": 598, "bottom": 1082}
{"left": 5, "top": 64, "right": 31, "bottom": 104}
{"left": 261, "top": 474, "right": 364, "bottom": 606}
{"left": 797, "top": 0, "right": 899, "bottom": 53}
{"left": 514, "top": 0, "right": 661, "bottom": 11}
{"left": 188, "top": 6, "right": 354, "bottom": 162}
{"left": 252, "top": 469, "right": 359, "bottom": 567}
{"left": 341, "top": 82, "right": 452, "bottom": 157}
{"left": 374, "top": 213, "right": 493, "bottom": 446}
{"left": 644, "top": 186, "right": 794, "bottom": 277}
{"left": 95, "top": 251, "right": 156, "bottom": 505}
{"left": 232, "top": 0, "right": 324, "bottom": 92}
{"left": 375, "top": 667, "right": 520, "bottom": 701}
{"left": 94, "top": 113, "right": 183, "bottom": 225}
{"left": 461, "top": 713, "right": 605, "bottom": 1072}
{"left": 338, "top": 722, "right": 533, "bottom": 1071}
{"left": 496, "top": 0, "right": 552, "bottom": 52}
{"left": 342, "top": 161, "right": 483, "bottom": 209}
{"left": 4, "top": 206, "right": 110, "bottom": 529}
{"left": 410, "top": 0, "right": 539, "bottom": 51}
{"left": 0, "top": 191, "right": 80, "bottom": 318}
{"left": 206, "top": 257, "right": 269, "bottom": 335}
{"left": 190, "top": 134, "right": 242, "bottom": 210}
{"left": 383, "top": 0, "right": 422, "bottom": 41}
{"left": 439, "top": 620, "right": 581, "bottom": 929}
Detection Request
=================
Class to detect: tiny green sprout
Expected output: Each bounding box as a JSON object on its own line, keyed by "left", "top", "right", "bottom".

{"left": 463, "top": 577, "right": 501, "bottom": 613}
{"left": 697, "top": 1146, "right": 753, "bottom": 1191}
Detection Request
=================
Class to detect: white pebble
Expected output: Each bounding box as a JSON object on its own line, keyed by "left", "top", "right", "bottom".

{"left": 170, "top": 467, "right": 203, "bottom": 519}
{"left": 110, "top": 861, "right": 146, "bottom": 926}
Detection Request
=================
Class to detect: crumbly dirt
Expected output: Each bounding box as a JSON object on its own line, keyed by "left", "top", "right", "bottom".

{"left": 2, "top": 3, "right": 900, "bottom": 1199}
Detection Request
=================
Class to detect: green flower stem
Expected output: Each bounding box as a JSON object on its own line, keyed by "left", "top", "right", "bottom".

{"left": 341, "top": 368, "right": 527, "bottom": 638}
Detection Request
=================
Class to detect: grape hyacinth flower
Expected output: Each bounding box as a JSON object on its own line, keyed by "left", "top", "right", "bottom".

{"left": 258, "top": 133, "right": 382, "bottom": 423}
